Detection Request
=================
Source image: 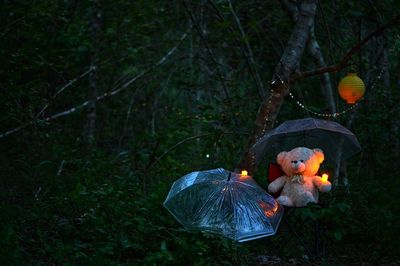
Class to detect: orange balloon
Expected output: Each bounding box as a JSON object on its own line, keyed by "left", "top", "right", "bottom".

{"left": 338, "top": 73, "right": 365, "bottom": 104}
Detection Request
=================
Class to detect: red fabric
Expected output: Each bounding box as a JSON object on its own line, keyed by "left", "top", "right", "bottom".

{"left": 267, "top": 163, "right": 285, "bottom": 198}
{"left": 268, "top": 163, "right": 285, "bottom": 182}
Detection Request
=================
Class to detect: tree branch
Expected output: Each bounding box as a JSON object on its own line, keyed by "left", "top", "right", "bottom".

{"left": 238, "top": 0, "right": 318, "bottom": 174}
{"left": 279, "top": 0, "right": 336, "bottom": 112}
{"left": 36, "top": 68, "right": 93, "bottom": 118}
{"left": 183, "top": 1, "right": 238, "bottom": 125}
{"left": 227, "top": 0, "right": 265, "bottom": 97}
{"left": 207, "top": 0, "right": 265, "bottom": 99}
{"left": 149, "top": 133, "right": 213, "bottom": 170}
{"left": 0, "top": 32, "right": 187, "bottom": 140}
{"left": 293, "top": 15, "right": 400, "bottom": 81}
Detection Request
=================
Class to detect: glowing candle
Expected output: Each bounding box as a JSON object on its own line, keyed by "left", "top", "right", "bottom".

{"left": 321, "top": 173, "right": 329, "bottom": 182}
{"left": 241, "top": 170, "right": 248, "bottom": 176}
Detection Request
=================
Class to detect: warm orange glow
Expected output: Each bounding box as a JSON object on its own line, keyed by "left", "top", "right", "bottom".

{"left": 259, "top": 201, "right": 279, "bottom": 218}
{"left": 338, "top": 73, "right": 365, "bottom": 104}
{"left": 321, "top": 173, "right": 329, "bottom": 182}
{"left": 239, "top": 170, "right": 250, "bottom": 180}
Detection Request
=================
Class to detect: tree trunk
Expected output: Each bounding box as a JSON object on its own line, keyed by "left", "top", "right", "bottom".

{"left": 237, "top": 0, "right": 317, "bottom": 175}
{"left": 280, "top": 0, "right": 336, "bottom": 113}
{"left": 86, "top": 0, "right": 101, "bottom": 146}
{"left": 394, "top": 69, "right": 400, "bottom": 158}
{"left": 307, "top": 23, "right": 336, "bottom": 113}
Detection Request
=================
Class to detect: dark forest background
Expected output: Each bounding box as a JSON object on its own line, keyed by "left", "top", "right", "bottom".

{"left": 1, "top": 0, "right": 399, "bottom": 265}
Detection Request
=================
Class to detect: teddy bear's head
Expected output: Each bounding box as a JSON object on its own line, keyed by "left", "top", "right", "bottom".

{"left": 277, "top": 147, "right": 324, "bottom": 177}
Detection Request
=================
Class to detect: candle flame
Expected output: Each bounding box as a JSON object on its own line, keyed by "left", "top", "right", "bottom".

{"left": 322, "top": 173, "right": 329, "bottom": 182}
{"left": 241, "top": 170, "right": 248, "bottom": 176}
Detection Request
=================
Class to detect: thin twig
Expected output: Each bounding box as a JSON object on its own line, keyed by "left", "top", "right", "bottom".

{"left": 151, "top": 70, "right": 173, "bottom": 134}
{"left": 1, "top": 16, "right": 27, "bottom": 35}
{"left": 50, "top": 32, "right": 188, "bottom": 119}
{"left": 36, "top": 55, "right": 133, "bottom": 119}
{"left": 57, "top": 160, "right": 66, "bottom": 176}
{"left": 183, "top": 1, "right": 238, "bottom": 126}
{"left": 0, "top": 33, "right": 187, "bottom": 140}
{"left": 107, "top": 32, "right": 188, "bottom": 98}
{"left": 293, "top": 15, "right": 400, "bottom": 80}
{"left": 0, "top": 123, "right": 31, "bottom": 139}
{"left": 149, "top": 133, "right": 213, "bottom": 170}
{"left": 36, "top": 68, "right": 93, "bottom": 118}
{"left": 117, "top": 89, "right": 139, "bottom": 151}
{"left": 227, "top": 0, "right": 265, "bottom": 97}
{"left": 207, "top": 0, "right": 265, "bottom": 99}
{"left": 148, "top": 131, "right": 245, "bottom": 170}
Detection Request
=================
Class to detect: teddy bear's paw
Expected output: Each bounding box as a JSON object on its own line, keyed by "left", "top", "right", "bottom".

{"left": 268, "top": 183, "right": 280, "bottom": 193}
{"left": 276, "top": 196, "right": 294, "bottom": 207}
{"left": 319, "top": 183, "right": 332, "bottom": 193}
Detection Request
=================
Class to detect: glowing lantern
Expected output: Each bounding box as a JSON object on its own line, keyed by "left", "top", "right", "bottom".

{"left": 239, "top": 170, "right": 250, "bottom": 180}
{"left": 338, "top": 72, "right": 365, "bottom": 104}
{"left": 321, "top": 173, "right": 329, "bottom": 182}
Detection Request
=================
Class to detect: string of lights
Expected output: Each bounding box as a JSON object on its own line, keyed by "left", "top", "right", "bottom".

{"left": 287, "top": 63, "right": 386, "bottom": 118}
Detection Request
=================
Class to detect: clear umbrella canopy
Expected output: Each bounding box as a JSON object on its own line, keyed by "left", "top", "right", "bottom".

{"left": 251, "top": 118, "right": 361, "bottom": 165}
{"left": 164, "top": 168, "right": 283, "bottom": 242}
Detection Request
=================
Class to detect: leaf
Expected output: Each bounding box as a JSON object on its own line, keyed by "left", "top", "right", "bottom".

{"left": 160, "top": 240, "right": 167, "bottom": 251}
{"left": 334, "top": 231, "right": 343, "bottom": 241}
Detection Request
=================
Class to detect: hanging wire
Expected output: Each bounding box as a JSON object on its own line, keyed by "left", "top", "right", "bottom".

{"left": 286, "top": 62, "right": 387, "bottom": 118}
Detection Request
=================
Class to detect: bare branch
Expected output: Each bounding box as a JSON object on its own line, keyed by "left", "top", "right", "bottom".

{"left": 0, "top": 123, "right": 31, "bottom": 139}
{"left": 279, "top": 0, "right": 336, "bottom": 112}
{"left": 183, "top": 2, "right": 229, "bottom": 96}
{"left": 149, "top": 133, "right": 213, "bottom": 169}
{"left": 293, "top": 15, "right": 400, "bottom": 81}
{"left": 57, "top": 160, "right": 66, "bottom": 176}
{"left": 227, "top": 0, "right": 265, "bottom": 97}
{"left": 183, "top": 1, "right": 238, "bottom": 125}
{"left": 0, "top": 32, "right": 187, "bottom": 140}
{"left": 36, "top": 68, "right": 93, "bottom": 118}
{"left": 148, "top": 130, "right": 247, "bottom": 171}
{"left": 207, "top": 0, "right": 265, "bottom": 99}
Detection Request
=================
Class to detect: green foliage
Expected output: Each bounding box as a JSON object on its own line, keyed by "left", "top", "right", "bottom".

{"left": 0, "top": 150, "right": 253, "bottom": 265}
{"left": 1, "top": 0, "right": 400, "bottom": 265}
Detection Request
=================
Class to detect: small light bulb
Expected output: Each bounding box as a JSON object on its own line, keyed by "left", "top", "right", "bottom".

{"left": 206, "top": 154, "right": 210, "bottom": 158}
{"left": 241, "top": 170, "right": 248, "bottom": 176}
{"left": 321, "top": 174, "right": 328, "bottom": 182}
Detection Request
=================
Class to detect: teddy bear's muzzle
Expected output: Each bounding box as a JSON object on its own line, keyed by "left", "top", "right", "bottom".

{"left": 292, "top": 162, "right": 306, "bottom": 173}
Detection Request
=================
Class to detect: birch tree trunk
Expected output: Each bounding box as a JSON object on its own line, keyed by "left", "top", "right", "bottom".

{"left": 280, "top": 0, "right": 336, "bottom": 113}
{"left": 86, "top": 0, "right": 101, "bottom": 146}
{"left": 307, "top": 23, "right": 336, "bottom": 113}
{"left": 238, "top": 0, "right": 318, "bottom": 174}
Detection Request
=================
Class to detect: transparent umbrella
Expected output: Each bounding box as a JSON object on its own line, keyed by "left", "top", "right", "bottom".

{"left": 251, "top": 117, "right": 361, "bottom": 165}
{"left": 163, "top": 168, "right": 283, "bottom": 242}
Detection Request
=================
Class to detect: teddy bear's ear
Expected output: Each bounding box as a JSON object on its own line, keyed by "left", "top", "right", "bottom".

{"left": 313, "top": 148, "right": 324, "bottom": 163}
{"left": 276, "top": 151, "right": 287, "bottom": 165}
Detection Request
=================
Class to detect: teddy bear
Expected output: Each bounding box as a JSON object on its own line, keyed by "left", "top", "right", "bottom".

{"left": 268, "top": 147, "right": 331, "bottom": 207}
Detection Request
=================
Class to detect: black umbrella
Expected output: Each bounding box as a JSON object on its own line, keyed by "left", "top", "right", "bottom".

{"left": 251, "top": 118, "right": 361, "bottom": 164}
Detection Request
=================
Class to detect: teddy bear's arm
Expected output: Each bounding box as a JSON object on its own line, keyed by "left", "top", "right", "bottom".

{"left": 312, "top": 176, "right": 332, "bottom": 193}
{"left": 268, "top": 176, "right": 287, "bottom": 193}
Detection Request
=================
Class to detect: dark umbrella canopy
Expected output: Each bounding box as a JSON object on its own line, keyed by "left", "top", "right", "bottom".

{"left": 251, "top": 118, "right": 361, "bottom": 164}
{"left": 164, "top": 168, "right": 283, "bottom": 242}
